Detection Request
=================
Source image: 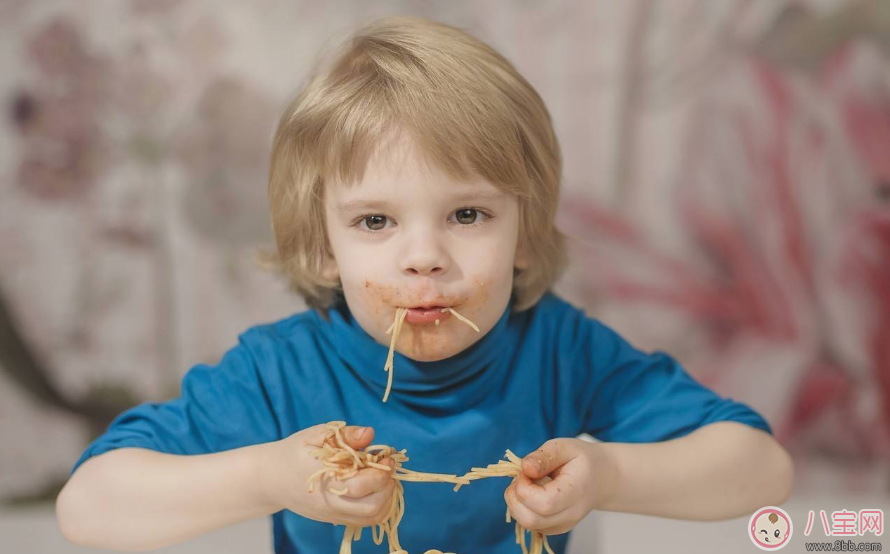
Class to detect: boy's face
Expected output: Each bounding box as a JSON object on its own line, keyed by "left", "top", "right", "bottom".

{"left": 323, "top": 134, "right": 526, "bottom": 362}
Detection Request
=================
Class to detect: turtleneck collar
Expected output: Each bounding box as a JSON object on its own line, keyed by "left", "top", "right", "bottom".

{"left": 319, "top": 294, "right": 517, "bottom": 402}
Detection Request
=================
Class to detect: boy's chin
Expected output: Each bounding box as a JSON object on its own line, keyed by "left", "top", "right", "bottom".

{"left": 397, "top": 343, "right": 464, "bottom": 363}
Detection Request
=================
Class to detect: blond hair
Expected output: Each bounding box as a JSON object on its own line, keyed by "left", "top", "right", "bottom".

{"left": 260, "top": 16, "right": 567, "bottom": 315}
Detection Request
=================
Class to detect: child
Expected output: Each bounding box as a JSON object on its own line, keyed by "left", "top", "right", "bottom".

{"left": 56, "top": 16, "right": 794, "bottom": 554}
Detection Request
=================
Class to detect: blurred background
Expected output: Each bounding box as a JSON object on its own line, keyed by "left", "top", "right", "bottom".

{"left": 1, "top": 0, "right": 888, "bottom": 552}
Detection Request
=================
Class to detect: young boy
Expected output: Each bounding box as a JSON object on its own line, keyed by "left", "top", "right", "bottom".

{"left": 56, "top": 16, "right": 793, "bottom": 554}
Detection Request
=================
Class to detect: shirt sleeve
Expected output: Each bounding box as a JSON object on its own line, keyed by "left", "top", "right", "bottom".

{"left": 70, "top": 330, "right": 282, "bottom": 475}
{"left": 578, "top": 318, "right": 772, "bottom": 442}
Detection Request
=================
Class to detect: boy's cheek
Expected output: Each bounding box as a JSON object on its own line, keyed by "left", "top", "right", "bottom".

{"left": 354, "top": 281, "right": 402, "bottom": 312}
{"left": 320, "top": 255, "right": 339, "bottom": 281}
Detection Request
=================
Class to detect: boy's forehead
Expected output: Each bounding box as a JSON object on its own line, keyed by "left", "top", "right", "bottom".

{"left": 328, "top": 132, "right": 506, "bottom": 202}
{"left": 330, "top": 174, "right": 506, "bottom": 212}
{"left": 360, "top": 130, "right": 466, "bottom": 185}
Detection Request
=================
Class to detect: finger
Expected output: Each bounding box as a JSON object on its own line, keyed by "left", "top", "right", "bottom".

{"left": 373, "top": 456, "right": 396, "bottom": 470}
{"left": 341, "top": 425, "right": 375, "bottom": 450}
{"left": 300, "top": 423, "right": 335, "bottom": 447}
{"left": 504, "top": 482, "right": 568, "bottom": 532}
{"left": 513, "top": 471, "right": 573, "bottom": 515}
{"left": 522, "top": 439, "right": 577, "bottom": 480}
{"left": 334, "top": 467, "right": 393, "bottom": 498}
{"left": 331, "top": 481, "right": 395, "bottom": 524}
{"left": 368, "top": 484, "right": 399, "bottom": 524}
{"left": 536, "top": 521, "right": 576, "bottom": 536}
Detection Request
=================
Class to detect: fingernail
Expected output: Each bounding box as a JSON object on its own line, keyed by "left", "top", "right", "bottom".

{"left": 355, "top": 427, "right": 368, "bottom": 440}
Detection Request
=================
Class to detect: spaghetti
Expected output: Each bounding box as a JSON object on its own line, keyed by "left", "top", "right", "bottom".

{"left": 439, "top": 307, "right": 480, "bottom": 332}
{"left": 320, "top": 305, "right": 549, "bottom": 553}
{"left": 383, "top": 308, "right": 408, "bottom": 403}
{"left": 381, "top": 306, "right": 480, "bottom": 402}
{"left": 457, "top": 451, "right": 556, "bottom": 554}
{"left": 308, "top": 423, "right": 554, "bottom": 554}
{"left": 307, "top": 421, "right": 469, "bottom": 554}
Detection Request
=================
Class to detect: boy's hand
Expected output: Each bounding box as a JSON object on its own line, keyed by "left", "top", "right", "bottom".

{"left": 504, "top": 438, "right": 620, "bottom": 535}
{"left": 260, "top": 424, "right": 395, "bottom": 527}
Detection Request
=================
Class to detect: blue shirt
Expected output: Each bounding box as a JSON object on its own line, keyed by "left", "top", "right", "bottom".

{"left": 71, "top": 291, "right": 771, "bottom": 554}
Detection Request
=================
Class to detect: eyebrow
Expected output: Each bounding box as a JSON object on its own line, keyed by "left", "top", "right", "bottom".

{"left": 336, "top": 190, "right": 506, "bottom": 212}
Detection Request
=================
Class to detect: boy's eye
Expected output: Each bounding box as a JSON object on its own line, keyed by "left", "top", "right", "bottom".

{"left": 362, "top": 215, "right": 388, "bottom": 231}
{"left": 356, "top": 209, "right": 490, "bottom": 232}
{"left": 454, "top": 208, "right": 481, "bottom": 225}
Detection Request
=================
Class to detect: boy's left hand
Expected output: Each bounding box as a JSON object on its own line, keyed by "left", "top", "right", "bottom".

{"left": 504, "top": 438, "right": 620, "bottom": 535}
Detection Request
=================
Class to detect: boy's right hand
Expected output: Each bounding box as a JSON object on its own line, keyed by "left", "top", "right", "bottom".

{"left": 259, "top": 424, "right": 395, "bottom": 527}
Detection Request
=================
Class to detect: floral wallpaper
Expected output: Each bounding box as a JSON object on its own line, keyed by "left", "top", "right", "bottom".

{"left": 1, "top": 0, "right": 888, "bottom": 506}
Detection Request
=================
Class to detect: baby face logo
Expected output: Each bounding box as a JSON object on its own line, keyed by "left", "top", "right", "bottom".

{"left": 749, "top": 506, "right": 793, "bottom": 550}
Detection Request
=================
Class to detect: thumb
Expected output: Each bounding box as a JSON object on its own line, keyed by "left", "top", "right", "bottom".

{"left": 341, "top": 425, "right": 375, "bottom": 450}
{"left": 522, "top": 439, "right": 574, "bottom": 480}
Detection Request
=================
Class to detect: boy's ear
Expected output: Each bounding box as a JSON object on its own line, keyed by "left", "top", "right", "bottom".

{"left": 514, "top": 241, "right": 530, "bottom": 270}
{"left": 321, "top": 253, "right": 340, "bottom": 281}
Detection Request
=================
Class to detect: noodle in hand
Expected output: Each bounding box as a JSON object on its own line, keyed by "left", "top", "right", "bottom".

{"left": 307, "top": 422, "right": 468, "bottom": 554}
{"left": 457, "top": 451, "right": 556, "bottom": 554}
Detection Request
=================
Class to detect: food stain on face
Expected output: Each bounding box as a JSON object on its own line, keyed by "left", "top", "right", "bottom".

{"left": 470, "top": 277, "right": 491, "bottom": 307}
{"left": 355, "top": 277, "right": 494, "bottom": 361}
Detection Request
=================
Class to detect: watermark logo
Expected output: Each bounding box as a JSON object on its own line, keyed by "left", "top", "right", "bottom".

{"left": 804, "top": 509, "right": 883, "bottom": 537}
{"left": 749, "top": 506, "right": 793, "bottom": 550}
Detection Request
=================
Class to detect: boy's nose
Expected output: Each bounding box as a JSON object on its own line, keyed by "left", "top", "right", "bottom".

{"left": 405, "top": 265, "right": 443, "bottom": 276}
{"left": 400, "top": 233, "right": 450, "bottom": 276}
{"left": 402, "top": 252, "right": 447, "bottom": 276}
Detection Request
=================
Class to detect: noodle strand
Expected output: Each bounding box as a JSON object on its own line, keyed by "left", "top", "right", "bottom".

{"left": 457, "top": 450, "right": 555, "bottom": 554}
{"left": 308, "top": 422, "right": 471, "bottom": 554}
{"left": 381, "top": 307, "right": 479, "bottom": 402}
{"left": 440, "top": 307, "right": 480, "bottom": 332}
{"left": 383, "top": 308, "right": 408, "bottom": 402}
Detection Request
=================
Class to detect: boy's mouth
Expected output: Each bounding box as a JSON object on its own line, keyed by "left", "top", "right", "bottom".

{"left": 404, "top": 305, "right": 452, "bottom": 324}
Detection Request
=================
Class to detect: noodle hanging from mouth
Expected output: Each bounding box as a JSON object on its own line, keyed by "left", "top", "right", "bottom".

{"left": 383, "top": 308, "right": 408, "bottom": 403}
{"left": 439, "top": 307, "right": 480, "bottom": 332}
{"left": 381, "top": 306, "right": 479, "bottom": 402}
